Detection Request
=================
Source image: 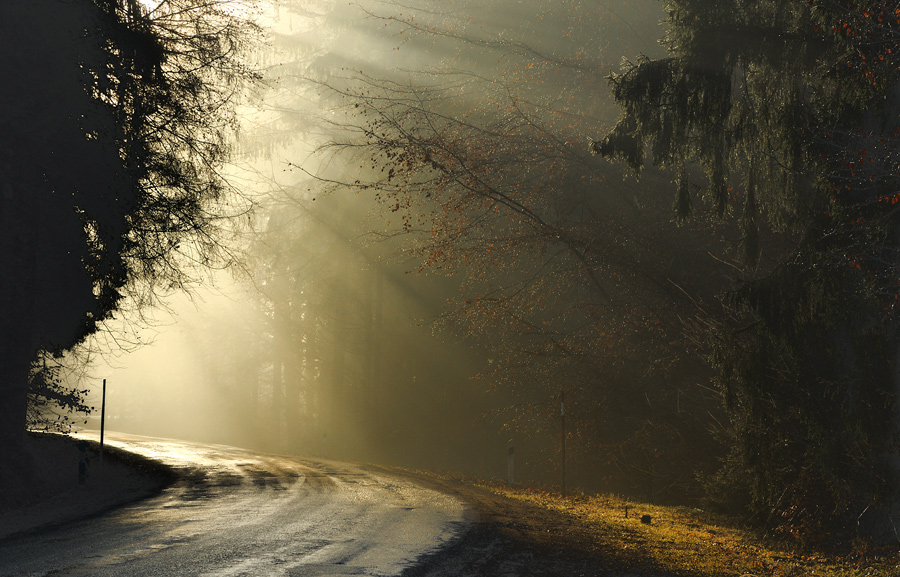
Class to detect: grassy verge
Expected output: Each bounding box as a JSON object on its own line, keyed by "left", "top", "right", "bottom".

{"left": 478, "top": 481, "right": 900, "bottom": 577}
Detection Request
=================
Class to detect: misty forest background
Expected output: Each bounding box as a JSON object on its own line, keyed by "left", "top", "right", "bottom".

{"left": 5, "top": 0, "right": 900, "bottom": 547}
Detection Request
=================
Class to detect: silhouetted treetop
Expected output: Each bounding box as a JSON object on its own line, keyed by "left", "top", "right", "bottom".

{"left": 0, "top": 0, "right": 257, "bottom": 446}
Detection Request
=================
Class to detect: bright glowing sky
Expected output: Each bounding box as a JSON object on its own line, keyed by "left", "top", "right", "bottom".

{"left": 136, "top": 0, "right": 161, "bottom": 11}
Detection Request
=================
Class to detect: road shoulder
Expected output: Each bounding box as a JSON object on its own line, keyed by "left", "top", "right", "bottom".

{"left": 369, "top": 467, "right": 671, "bottom": 577}
{"left": 0, "top": 433, "right": 176, "bottom": 542}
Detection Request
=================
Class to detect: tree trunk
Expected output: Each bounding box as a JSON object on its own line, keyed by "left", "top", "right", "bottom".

{"left": 0, "top": 170, "right": 40, "bottom": 491}
{"left": 0, "top": 342, "right": 36, "bottom": 501}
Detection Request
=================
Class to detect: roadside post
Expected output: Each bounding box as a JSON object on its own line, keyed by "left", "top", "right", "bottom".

{"left": 507, "top": 439, "right": 514, "bottom": 484}
{"left": 100, "top": 378, "right": 106, "bottom": 466}
{"left": 561, "top": 389, "right": 566, "bottom": 496}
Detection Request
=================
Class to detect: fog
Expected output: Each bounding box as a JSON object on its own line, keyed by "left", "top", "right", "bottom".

{"left": 74, "top": 0, "right": 668, "bottom": 487}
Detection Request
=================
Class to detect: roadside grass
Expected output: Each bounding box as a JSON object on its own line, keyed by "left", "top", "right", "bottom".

{"left": 478, "top": 481, "right": 900, "bottom": 577}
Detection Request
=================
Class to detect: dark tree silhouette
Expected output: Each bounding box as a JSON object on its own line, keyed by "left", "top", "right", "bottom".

{"left": 0, "top": 0, "right": 257, "bottom": 471}
{"left": 594, "top": 0, "right": 900, "bottom": 543}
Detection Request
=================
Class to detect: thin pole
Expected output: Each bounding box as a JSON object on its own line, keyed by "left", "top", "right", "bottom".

{"left": 561, "top": 389, "right": 566, "bottom": 495}
{"left": 507, "top": 439, "right": 515, "bottom": 484}
{"left": 100, "top": 378, "right": 107, "bottom": 465}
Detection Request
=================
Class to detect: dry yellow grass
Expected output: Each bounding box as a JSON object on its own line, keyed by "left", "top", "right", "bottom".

{"left": 478, "top": 482, "right": 900, "bottom": 577}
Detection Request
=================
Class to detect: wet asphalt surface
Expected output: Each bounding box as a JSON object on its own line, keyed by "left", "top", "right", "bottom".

{"left": 0, "top": 433, "right": 470, "bottom": 577}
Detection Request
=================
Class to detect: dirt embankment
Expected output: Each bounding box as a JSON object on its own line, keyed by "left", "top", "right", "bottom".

{"left": 0, "top": 434, "right": 176, "bottom": 542}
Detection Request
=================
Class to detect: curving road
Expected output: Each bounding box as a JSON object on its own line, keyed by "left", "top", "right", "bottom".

{"left": 0, "top": 433, "right": 472, "bottom": 577}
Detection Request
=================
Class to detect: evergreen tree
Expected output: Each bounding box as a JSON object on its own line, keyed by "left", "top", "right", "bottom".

{"left": 0, "top": 0, "right": 256, "bottom": 470}
{"left": 594, "top": 0, "right": 900, "bottom": 543}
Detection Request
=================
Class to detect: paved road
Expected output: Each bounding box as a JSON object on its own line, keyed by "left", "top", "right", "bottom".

{"left": 0, "top": 433, "right": 471, "bottom": 576}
